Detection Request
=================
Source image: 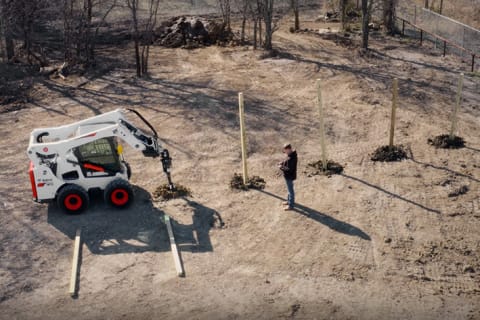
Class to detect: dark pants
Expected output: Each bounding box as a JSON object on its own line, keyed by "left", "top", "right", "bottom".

{"left": 285, "top": 178, "right": 295, "bottom": 208}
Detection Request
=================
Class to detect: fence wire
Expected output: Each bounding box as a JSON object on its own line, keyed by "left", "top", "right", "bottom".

{"left": 396, "top": 5, "right": 479, "bottom": 71}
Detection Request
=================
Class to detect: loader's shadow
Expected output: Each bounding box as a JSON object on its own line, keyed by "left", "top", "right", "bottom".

{"left": 47, "top": 186, "right": 220, "bottom": 255}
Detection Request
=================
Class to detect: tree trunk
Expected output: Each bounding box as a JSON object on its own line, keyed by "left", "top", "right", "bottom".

{"left": 141, "top": 45, "right": 148, "bottom": 75}
{"left": 361, "top": 0, "right": 369, "bottom": 50}
{"left": 240, "top": 1, "right": 248, "bottom": 44}
{"left": 264, "top": 20, "right": 272, "bottom": 50}
{"left": 128, "top": 0, "right": 142, "bottom": 77}
{"left": 241, "top": 16, "right": 246, "bottom": 43}
{"left": 340, "top": 0, "right": 347, "bottom": 31}
{"left": 291, "top": 0, "right": 299, "bottom": 31}
{"left": 424, "top": 0, "right": 428, "bottom": 8}
{"left": 253, "top": 18, "right": 257, "bottom": 49}
{"left": 5, "top": 35, "right": 14, "bottom": 60}
{"left": 85, "top": 0, "right": 93, "bottom": 65}
{"left": 2, "top": 0, "right": 14, "bottom": 61}
{"left": 439, "top": 0, "right": 443, "bottom": 14}
{"left": 383, "top": 0, "right": 396, "bottom": 35}
{"left": 134, "top": 37, "right": 141, "bottom": 77}
{"left": 64, "top": 0, "right": 74, "bottom": 63}
{"left": 218, "top": 0, "right": 231, "bottom": 32}
{"left": 259, "top": 18, "right": 262, "bottom": 47}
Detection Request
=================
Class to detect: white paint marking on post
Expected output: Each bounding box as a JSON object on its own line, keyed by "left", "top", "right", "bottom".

{"left": 449, "top": 73, "right": 464, "bottom": 140}
{"left": 238, "top": 92, "right": 248, "bottom": 185}
{"left": 69, "top": 228, "right": 81, "bottom": 297}
{"left": 164, "top": 215, "right": 185, "bottom": 277}
{"left": 316, "top": 79, "right": 328, "bottom": 170}
{"left": 389, "top": 78, "right": 399, "bottom": 148}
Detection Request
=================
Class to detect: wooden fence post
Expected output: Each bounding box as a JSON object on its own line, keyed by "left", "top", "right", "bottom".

{"left": 389, "top": 78, "right": 399, "bottom": 148}
{"left": 316, "top": 79, "right": 328, "bottom": 170}
{"left": 238, "top": 92, "right": 248, "bottom": 184}
{"left": 449, "top": 73, "right": 464, "bottom": 140}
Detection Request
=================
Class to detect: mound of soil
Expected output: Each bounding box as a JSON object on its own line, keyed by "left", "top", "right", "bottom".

{"left": 371, "top": 145, "right": 408, "bottom": 162}
{"left": 230, "top": 173, "right": 266, "bottom": 191}
{"left": 155, "top": 16, "right": 236, "bottom": 49}
{"left": 448, "top": 185, "right": 469, "bottom": 197}
{"left": 428, "top": 134, "right": 465, "bottom": 149}
{"left": 153, "top": 184, "right": 191, "bottom": 200}
{"left": 307, "top": 160, "right": 344, "bottom": 176}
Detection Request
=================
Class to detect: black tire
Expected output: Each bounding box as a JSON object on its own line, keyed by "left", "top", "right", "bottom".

{"left": 104, "top": 179, "right": 134, "bottom": 208}
{"left": 122, "top": 161, "right": 132, "bottom": 180}
{"left": 57, "top": 184, "right": 89, "bottom": 214}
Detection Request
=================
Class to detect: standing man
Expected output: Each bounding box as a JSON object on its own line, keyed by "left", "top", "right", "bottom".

{"left": 278, "top": 143, "right": 298, "bottom": 211}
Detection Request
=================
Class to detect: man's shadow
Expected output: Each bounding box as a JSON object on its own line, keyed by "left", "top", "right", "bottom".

{"left": 47, "top": 186, "right": 221, "bottom": 255}
{"left": 256, "top": 190, "right": 371, "bottom": 241}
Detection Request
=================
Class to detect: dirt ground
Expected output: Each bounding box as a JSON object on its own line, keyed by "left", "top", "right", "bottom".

{"left": 1, "top": 12, "right": 479, "bottom": 320}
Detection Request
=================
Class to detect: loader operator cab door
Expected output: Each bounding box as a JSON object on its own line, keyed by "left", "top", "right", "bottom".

{"left": 73, "top": 137, "right": 122, "bottom": 177}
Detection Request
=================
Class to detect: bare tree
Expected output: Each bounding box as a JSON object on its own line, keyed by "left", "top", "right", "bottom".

{"left": 361, "top": 0, "right": 372, "bottom": 50}
{"left": 90, "top": 0, "right": 118, "bottom": 65}
{"left": 340, "top": 0, "right": 348, "bottom": 30}
{"left": 248, "top": 0, "right": 261, "bottom": 49}
{"left": 127, "top": 0, "right": 160, "bottom": 77}
{"left": 0, "top": 0, "right": 15, "bottom": 60}
{"left": 253, "top": 9, "right": 260, "bottom": 49}
{"left": 218, "top": 0, "right": 231, "bottom": 32}
{"left": 1, "top": 0, "right": 50, "bottom": 64}
{"left": 126, "top": 0, "right": 141, "bottom": 77}
{"left": 141, "top": 0, "right": 160, "bottom": 75}
{"left": 63, "top": 0, "right": 78, "bottom": 64}
{"left": 237, "top": 0, "right": 251, "bottom": 43}
{"left": 257, "top": 0, "right": 275, "bottom": 51}
{"left": 291, "top": 0, "right": 300, "bottom": 31}
{"left": 383, "top": 0, "right": 396, "bottom": 35}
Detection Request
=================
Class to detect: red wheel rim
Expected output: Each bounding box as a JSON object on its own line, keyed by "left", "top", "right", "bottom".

{"left": 64, "top": 194, "right": 82, "bottom": 211}
{"left": 111, "top": 189, "right": 129, "bottom": 206}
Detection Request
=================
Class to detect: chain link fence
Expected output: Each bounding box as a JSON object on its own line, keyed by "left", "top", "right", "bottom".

{"left": 396, "top": 5, "right": 479, "bottom": 72}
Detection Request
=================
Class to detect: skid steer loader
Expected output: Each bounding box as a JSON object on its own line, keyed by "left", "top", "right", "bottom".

{"left": 27, "top": 108, "right": 174, "bottom": 213}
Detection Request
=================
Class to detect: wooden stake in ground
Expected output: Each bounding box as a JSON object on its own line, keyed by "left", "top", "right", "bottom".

{"left": 238, "top": 92, "right": 248, "bottom": 184}
{"left": 389, "top": 78, "right": 399, "bottom": 148}
{"left": 316, "top": 79, "right": 328, "bottom": 170}
{"left": 164, "top": 215, "right": 185, "bottom": 277}
{"left": 449, "top": 73, "right": 464, "bottom": 140}
{"left": 69, "top": 228, "right": 81, "bottom": 297}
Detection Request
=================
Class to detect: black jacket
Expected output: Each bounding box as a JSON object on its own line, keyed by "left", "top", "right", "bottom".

{"left": 281, "top": 150, "right": 297, "bottom": 180}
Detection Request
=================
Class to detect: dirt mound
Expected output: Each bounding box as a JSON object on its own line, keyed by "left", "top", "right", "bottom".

{"left": 307, "top": 160, "right": 344, "bottom": 176}
{"left": 153, "top": 184, "right": 191, "bottom": 200}
{"left": 230, "top": 173, "right": 266, "bottom": 191}
{"left": 155, "top": 16, "right": 236, "bottom": 49}
{"left": 428, "top": 134, "right": 465, "bottom": 149}
{"left": 448, "top": 185, "right": 469, "bottom": 197}
{"left": 371, "top": 145, "right": 408, "bottom": 162}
